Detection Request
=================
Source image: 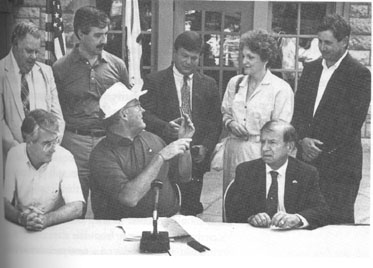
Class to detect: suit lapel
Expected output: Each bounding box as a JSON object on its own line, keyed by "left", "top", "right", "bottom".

{"left": 307, "top": 61, "right": 323, "bottom": 119}
{"left": 284, "top": 158, "right": 299, "bottom": 212}
{"left": 4, "top": 55, "right": 24, "bottom": 118}
{"left": 313, "top": 55, "right": 350, "bottom": 119}
{"left": 254, "top": 160, "right": 267, "bottom": 212}
{"left": 165, "top": 67, "right": 181, "bottom": 118}
{"left": 191, "top": 72, "right": 203, "bottom": 118}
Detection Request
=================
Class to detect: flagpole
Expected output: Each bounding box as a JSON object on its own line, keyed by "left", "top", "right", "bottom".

{"left": 45, "top": 0, "right": 53, "bottom": 65}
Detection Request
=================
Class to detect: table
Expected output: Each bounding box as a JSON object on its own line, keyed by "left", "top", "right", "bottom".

{"left": 2, "top": 218, "right": 370, "bottom": 258}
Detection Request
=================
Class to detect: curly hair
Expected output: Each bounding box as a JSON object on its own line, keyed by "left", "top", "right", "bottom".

{"left": 239, "top": 29, "right": 279, "bottom": 68}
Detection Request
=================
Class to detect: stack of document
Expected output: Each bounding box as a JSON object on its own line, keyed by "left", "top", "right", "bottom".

{"left": 119, "top": 215, "right": 208, "bottom": 243}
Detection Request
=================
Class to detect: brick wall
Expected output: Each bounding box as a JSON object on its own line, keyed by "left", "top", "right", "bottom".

{"left": 12, "top": 0, "right": 92, "bottom": 62}
{"left": 349, "top": 2, "right": 371, "bottom": 140}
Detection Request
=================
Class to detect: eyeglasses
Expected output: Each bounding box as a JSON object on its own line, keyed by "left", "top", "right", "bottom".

{"left": 41, "top": 137, "right": 60, "bottom": 151}
{"left": 123, "top": 103, "right": 142, "bottom": 111}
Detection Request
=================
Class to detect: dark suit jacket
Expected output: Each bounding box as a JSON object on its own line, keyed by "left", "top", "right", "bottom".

{"left": 140, "top": 65, "right": 222, "bottom": 176}
{"left": 225, "top": 157, "right": 330, "bottom": 229}
{"left": 292, "top": 54, "right": 371, "bottom": 185}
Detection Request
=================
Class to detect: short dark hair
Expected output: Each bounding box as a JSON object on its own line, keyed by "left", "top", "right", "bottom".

{"left": 239, "top": 29, "right": 278, "bottom": 68}
{"left": 174, "top": 31, "right": 202, "bottom": 53}
{"left": 261, "top": 120, "right": 298, "bottom": 144}
{"left": 317, "top": 14, "right": 351, "bottom": 42}
{"left": 11, "top": 21, "right": 41, "bottom": 46}
{"left": 73, "top": 6, "right": 110, "bottom": 40}
{"left": 21, "top": 109, "right": 59, "bottom": 143}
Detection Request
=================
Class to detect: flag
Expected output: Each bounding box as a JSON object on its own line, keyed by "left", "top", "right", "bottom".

{"left": 125, "top": 0, "right": 142, "bottom": 86}
{"left": 45, "top": 0, "right": 66, "bottom": 65}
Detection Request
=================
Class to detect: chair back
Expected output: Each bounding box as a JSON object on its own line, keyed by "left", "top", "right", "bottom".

{"left": 222, "top": 179, "right": 235, "bottom": 222}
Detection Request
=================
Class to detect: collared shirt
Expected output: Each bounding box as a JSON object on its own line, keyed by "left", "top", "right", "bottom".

{"left": 173, "top": 65, "right": 194, "bottom": 110}
{"left": 4, "top": 143, "right": 85, "bottom": 214}
{"left": 89, "top": 130, "right": 180, "bottom": 219}
{"left": 313, "top": 50, "right": 348, "bottom": 115}
{"left": 265, "top": 160, "right": 308, "bottom": 228}
{"left": 53, "top": 45, "right": 130, "bottom": 131}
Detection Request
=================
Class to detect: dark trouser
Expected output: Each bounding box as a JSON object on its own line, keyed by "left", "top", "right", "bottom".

{"left": 319, "top": 179, "right": 360, "bottom": 224}
{"left": 61, "top": 130, "right": 104, "bottom": 218}
{"left": 179, "top": 176, "right": 204, "bottom": 216}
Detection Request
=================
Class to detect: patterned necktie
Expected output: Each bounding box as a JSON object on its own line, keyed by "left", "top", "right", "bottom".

{"left": 181, "top": 75, "right": 192, "bottom": 118}
{"left": 266, "top": 171, "right": 279, "bottom": 218}
{"left": 20, "top": 73, "right": 30, "bottom": 115}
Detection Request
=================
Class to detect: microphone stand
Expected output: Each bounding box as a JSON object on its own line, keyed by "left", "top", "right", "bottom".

{"left": 140, "top": 180, "right": 170, "bottom": 253}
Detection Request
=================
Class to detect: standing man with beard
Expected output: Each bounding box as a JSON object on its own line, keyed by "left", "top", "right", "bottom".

{"left": 53, "top": 6, "right": 130, "bottom": 217}
{"left": 140, "top": 31, "right": 222, "bottom": 215}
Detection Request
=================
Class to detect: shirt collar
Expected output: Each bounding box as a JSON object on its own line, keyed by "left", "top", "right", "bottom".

{"left": 322, "top": 50, "right": 348, "bottom": 70}
{"left": 106, "top": 132, "right": 135, "bottom": 146}
{"left": 265, "top": 158, "right": 289, "bottom": 178}
{"left": 259, "top": 69, "right": 272, "bottom": 86}
{"left": 9, "top": 49, "right": 21, "bottom": 74}
{"left": 173, "top": 64, "right": 194, "bottom": 80}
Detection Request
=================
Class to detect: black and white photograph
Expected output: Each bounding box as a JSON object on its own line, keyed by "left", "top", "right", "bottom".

{"left": 0, "top": 0, "right": 371, "bottom": 266}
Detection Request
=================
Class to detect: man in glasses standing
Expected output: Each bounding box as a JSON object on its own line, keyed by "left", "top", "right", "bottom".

{"left": 4, "top": 109, "right": 84, "bottom": 231}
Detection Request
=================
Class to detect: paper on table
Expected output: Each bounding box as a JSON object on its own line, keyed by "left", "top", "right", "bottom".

{"left": 119, "top": 215, "right": 208, "bottom": 242}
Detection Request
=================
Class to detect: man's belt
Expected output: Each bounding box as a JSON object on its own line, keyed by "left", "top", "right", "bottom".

{"left": 66, "top": 127, "right": 106, "bottom": 137}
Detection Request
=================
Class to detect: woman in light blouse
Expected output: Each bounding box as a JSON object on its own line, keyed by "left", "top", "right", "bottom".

{"left": 221, "top": 29, "right": 294, "bottom": 197}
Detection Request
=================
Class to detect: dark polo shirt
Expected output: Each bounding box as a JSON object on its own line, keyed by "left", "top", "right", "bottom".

{"left": 89, "top": 130, "right": 180, "bottom": 219}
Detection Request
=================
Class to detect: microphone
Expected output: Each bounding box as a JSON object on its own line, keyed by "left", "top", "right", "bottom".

{"left": 140, "top": 180, "right": 170, "bottom": 253}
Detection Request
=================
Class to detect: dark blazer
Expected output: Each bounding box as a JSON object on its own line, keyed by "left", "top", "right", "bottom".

{"left": 292, "top": 54, "right": 371, "bottom": 185}
{"left": 140, "top": 65, "right": 222, "bottom": 175}
{"left": 225, "top": 157, "right": 330, "bottom": 230}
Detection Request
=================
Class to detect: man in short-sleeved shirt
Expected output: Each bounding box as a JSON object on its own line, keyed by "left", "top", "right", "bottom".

{"left": 89, "top": 82, "right": 194, "bottom": 219}
{"left": 52, "top": 6, "right": 130, "bottom": 216}
{"left": 4, "top": 110, "right": 84, "bottom": 231}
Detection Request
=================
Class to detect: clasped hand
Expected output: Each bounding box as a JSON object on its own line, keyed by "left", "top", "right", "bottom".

{"left": 19, "top": 207, "right": 47, "bottom": 231}
{"left": 248, "top": 212, "right": 302, "bottom": 229}
{"left": 229, "top": 121, "right": 251, "bottom": 140}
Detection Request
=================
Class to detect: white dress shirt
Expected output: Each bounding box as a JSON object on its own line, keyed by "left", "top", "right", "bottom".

{"left": 4, "top": 143, "right": 85, "bottom": 214}
{"left": 173, "top": 65, "right": 193, "bottom": 111}
{"left": 265, "top": 160, "right": 309, "bottom": 228}
{"left": 313, "top": 50, "right": 348, "bottom": 116}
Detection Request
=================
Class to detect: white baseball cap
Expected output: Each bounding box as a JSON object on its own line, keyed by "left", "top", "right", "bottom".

{"left": 99, "top": 82, "right": 147, "bottom": 119}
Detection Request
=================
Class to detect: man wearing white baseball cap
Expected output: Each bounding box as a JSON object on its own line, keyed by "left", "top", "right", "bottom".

{"left": 89, "top": 82, "right": 194, "bottom": 219}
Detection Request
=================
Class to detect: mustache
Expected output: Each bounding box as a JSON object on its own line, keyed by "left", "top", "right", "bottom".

{"left": 96, "top": 44, "right": 106, "bottom": 49}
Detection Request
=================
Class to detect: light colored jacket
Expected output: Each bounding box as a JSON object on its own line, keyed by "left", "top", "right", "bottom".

{"left": 0, "top": 50, "right": 65, "bottom": 153}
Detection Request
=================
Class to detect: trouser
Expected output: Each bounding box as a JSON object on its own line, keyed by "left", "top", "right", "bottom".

{"left": 61, "top": 130, "right": 104, "bottom": 218}
{"left": 179, "top": 176, "right": 204, "bottom": 215}
{"left": 319, "top": 179, "right": 360, "bottom": 224}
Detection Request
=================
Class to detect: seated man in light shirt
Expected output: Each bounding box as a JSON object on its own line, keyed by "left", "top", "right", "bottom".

{"left": 225, "top": 120, "right": 330, "bottom": 230}
{"left": 4, "top": 109, "right": 84, "bottom": 231}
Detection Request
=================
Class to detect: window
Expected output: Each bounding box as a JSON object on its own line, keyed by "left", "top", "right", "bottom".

{"left": 97, "top": 0, "right": 153, "bottom": 77}
{"left": 185, "top": 9, "right": 243, "bottom": 97}
{"left": 269, "top": 2, "right": 334, "bottom": 91}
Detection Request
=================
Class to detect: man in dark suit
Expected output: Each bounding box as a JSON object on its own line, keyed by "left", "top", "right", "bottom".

{"left": 291, "top": 14, "right": 371, "bottom": 224}
{"left": 140, "top": 31, "right": 222, "bottom": 215}
{"left": 226, "top": 120, "right": 329, "bottom": 230}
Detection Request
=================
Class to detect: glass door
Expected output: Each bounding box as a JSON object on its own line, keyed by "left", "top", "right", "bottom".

{"left": 175, "top": 1, "right": 252, "bottom": 98}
